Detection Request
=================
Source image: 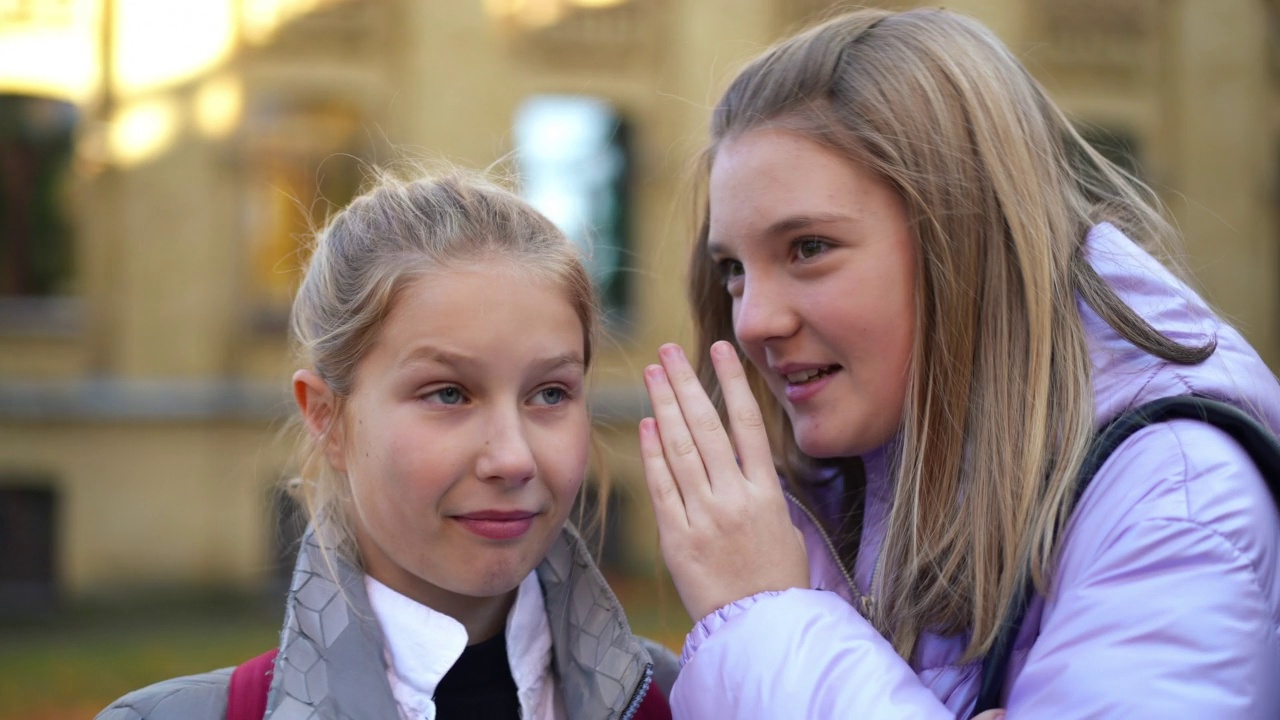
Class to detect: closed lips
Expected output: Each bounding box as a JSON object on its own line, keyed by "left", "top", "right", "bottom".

{"left": 454, "top": 511, "right": 536, "bottom": 520}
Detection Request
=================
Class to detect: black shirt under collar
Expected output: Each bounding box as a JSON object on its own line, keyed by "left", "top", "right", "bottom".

{"left": 433, "top": 631, "right": 521, "bottom": 719}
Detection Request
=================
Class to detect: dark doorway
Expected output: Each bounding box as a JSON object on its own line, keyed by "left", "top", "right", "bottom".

{"left": 0, "top": 484, "right": 58, "bottom": 615}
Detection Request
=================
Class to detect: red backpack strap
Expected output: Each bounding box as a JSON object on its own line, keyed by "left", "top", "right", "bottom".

{"left": 633, "top": 684, "right": 673, "bottom": 720}
{"left": 227, "top": 648, "right": 279, "bottom": 720}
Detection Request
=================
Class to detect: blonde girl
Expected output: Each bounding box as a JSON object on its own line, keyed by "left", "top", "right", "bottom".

{"left": 98, "top": 170, "right": 675, "bottom": 720}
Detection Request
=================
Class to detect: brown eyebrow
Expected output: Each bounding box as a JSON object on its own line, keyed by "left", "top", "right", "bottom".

{"left": 398, "top": 346, "right": 584, "bottom": 374}
{"left": 398, "top": 346, "right": 472, "bottom": 370}
{"left": 763, "top": 213, "right": 854, "bottom": 237}
{"left": 708, "top": 212, "right": 854, "bottom": 258}
{"left": 531, "top": 354, "right": 587, "bottom": 374}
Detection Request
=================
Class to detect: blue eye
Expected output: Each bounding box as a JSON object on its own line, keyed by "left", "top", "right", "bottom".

{"left": 795, "top": 237, "right": 828, "bottom": 260}
{"left": 533, "top": 387, "right": 569, "bottom": 406}
{"left": 425, "top": 386, "right": 466, "bottom": 405}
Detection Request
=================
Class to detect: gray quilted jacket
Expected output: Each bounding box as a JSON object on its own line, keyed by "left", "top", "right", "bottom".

{"left": 95, "top": 524, "right": 678, "bottom": 719}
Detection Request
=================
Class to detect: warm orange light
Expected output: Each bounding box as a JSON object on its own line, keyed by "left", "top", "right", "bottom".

{"left": 194, "top": 74, "right": 243, "bottom": 139}
{"left": 108, "top": 97, "right": 179, "bottom": 166}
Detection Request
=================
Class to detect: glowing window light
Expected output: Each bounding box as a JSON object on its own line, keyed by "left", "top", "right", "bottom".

{"left": 112, "top": 0, "right": 236, "bottom": 97}
{"left": 0, "top": 0, "right": 99, "bottom": 103}
{"left": 515, "top": 95, "right": 630, "bottom": 318}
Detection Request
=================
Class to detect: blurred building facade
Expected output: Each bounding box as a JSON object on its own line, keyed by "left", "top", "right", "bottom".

{"left": 0, "top": 0, "right": 1277, "bottom": 607}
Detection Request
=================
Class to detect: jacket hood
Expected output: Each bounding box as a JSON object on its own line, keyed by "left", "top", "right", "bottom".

{"left": 1084, "top": 222, "right": 1280, "bottom": 431}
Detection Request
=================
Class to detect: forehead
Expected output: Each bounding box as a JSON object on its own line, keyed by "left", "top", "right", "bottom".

{"left": 375, "top": 264, "right": 585, "bottom": 365}
{"left": 708, "top": 128, "right": 882, "bottom": 247}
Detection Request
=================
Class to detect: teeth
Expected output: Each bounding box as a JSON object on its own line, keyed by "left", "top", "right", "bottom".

{"left": 785, "top": 367, "right": 831, "bottom": 383}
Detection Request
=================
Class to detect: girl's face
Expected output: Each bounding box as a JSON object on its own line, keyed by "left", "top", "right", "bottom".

{"left": 708, "top": 127, "right": 917, "bottom": 458}
{"left": 331, "top": 263, "right": 589, "bottom": 619}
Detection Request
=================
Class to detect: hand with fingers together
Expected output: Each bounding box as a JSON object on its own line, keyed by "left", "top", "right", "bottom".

{"left": 638, "top": 340, "right": 809, "bottom": 622}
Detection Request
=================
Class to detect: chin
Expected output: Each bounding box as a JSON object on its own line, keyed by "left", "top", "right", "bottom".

{"left": 793, "top": 431, "right": 850, "bottom": 459}
{"left": 452, "top": 565, "right": 529, "bottom": 599}
{"left": 793, "top": 423, "right": 885, "bottom": 460}
{"left": 475, "top": 545, "right": 552, "bottom": 592}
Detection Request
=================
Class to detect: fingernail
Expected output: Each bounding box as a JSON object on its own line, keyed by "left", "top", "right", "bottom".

{"left": 659, "top": 343, "right": 681, "bottom": 361}
{"left": 644, "top": 365, "right": 664, "bottom": 381}
{"left": 712, "top": 341, "right": 734, "bottom": 359}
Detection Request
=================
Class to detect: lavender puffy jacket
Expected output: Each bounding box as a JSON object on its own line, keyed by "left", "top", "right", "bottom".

{"left": 671, "top": 224, "right": 1280, "bottom": 718}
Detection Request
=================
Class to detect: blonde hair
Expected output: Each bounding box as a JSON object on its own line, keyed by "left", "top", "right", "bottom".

{"left": 688, "top": 8, "right": 1212, "bottom": 660}
{"left": 289, "top": 168, "right": 601, "bottom": 564}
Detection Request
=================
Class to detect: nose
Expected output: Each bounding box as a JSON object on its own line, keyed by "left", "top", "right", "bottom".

{"left": 475, "top": 408, "right": 537, "bottom": 485}
{"left": 733, "top": 272, "right": 798, "bottom": 348}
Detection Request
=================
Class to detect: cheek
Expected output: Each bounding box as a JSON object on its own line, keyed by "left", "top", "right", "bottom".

{"left": 545, "top": 420, "right": 591, "bottom": 504}
{"left": 344, "top": 450, "right": 397, "bottom": 526}
{"left": 348, "top": 425, "right": 443, "bottom": 512}
{"left": 881, "top": 327, "right": 914, "bottom": 417}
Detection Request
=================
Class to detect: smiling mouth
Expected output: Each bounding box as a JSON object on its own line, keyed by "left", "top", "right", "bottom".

{"left": 784, "top": 365, "right": 840, "bottom": 384}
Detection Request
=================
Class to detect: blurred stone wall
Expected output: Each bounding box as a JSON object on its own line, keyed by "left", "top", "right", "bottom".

{"left": 0, "top": 0, "right": 1274, "bottom": 601}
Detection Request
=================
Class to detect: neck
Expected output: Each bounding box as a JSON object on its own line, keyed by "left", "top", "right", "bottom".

{"left": 378, "top": 569, "right": 518, "bottom": 644}
{"left": 455, "top": 590, "right": 518, "bottom": 645}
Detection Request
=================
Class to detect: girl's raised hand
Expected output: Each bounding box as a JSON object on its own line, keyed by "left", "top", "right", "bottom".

{"left": 639, "top": 341, "right": 809, "bottom": 622}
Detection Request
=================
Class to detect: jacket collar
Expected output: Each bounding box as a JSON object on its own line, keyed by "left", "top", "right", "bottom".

{"left": 539, "top": 524, "right": 654, "bottom": 718}
{"left": 366, "top": 571, "right": 555, "bottom": 718}
{"left": 264, "top": 524, "right": 654, "bottom": 719}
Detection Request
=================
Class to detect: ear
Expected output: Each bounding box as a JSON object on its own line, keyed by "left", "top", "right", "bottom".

{"left": 293, "top": 369, "right": 348, "bottom": 473}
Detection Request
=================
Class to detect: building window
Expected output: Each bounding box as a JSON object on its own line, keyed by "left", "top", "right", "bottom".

{"left": 0, "top": 94, "right": 77, "bottom": 299}
{"left": 514, "top": 95, "right": 632, "bottom": 326}
{"left": 242, "top": 98, "right": 366, "bottom": 331}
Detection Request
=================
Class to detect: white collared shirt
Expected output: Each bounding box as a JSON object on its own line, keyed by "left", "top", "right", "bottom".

{"left": 365, "top": 572, "right": 566, "bottom": 720}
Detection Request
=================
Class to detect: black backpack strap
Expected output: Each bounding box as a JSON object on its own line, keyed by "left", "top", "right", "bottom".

{"left": 970, "top": 396, "right": 1280, "bottom": 716}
